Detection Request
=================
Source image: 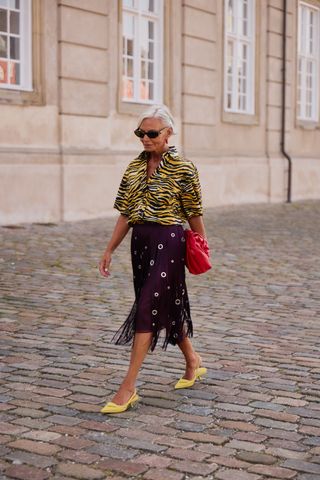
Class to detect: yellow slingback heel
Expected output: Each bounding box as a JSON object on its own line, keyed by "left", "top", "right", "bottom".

{"left": 100, "top": 390, "right": 139, "bottom": 414}
{"left": 174, "top": 367, "right": 207, "bottom": 390}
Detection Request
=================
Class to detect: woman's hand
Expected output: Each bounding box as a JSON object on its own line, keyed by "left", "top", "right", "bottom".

{"left": 98, "top": 214, "right": 130, "bottom": 279}
{"left": 99, "top": 251, "right": 112, "bottom": 278}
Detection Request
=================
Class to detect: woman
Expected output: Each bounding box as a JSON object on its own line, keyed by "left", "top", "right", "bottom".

{"left": 99, "top": 105, "right": 208, "bottom": 414}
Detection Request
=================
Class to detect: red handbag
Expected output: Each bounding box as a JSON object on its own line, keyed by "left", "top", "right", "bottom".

{"left": 184, "top": 229, "right": 212, "bottom": 275}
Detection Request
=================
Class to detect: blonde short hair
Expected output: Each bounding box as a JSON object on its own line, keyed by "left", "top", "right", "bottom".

{"left": 137, "top": 104, "right": 176, "bottom": 134}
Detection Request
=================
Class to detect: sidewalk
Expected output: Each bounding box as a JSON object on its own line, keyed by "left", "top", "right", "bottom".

{"left": 1, "top": 201, "right": 320, "bottom": 480}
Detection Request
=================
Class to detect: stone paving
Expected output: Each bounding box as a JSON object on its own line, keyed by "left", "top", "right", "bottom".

{"left": 1, "top": 200, "right": 320, "bottom": 480}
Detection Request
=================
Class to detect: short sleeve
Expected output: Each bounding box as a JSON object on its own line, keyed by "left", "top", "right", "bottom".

{"left": 180, "top": 163, "right": 203, "bottom": 218}
{"left": 113, "top": 169, "right": 129, "bottom": 216}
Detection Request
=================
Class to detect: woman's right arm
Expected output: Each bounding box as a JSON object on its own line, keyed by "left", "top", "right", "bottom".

{"left": 99, "top": 214, "right": 130, "bottom": 278}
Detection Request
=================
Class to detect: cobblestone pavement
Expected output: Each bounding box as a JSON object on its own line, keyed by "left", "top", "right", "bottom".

{"left": 1, "top": 201, "right": 320, "bottom": 480}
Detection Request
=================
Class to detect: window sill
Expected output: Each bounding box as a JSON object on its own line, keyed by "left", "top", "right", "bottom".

{"left": 296, "top": 119, "right": 320, "bottom": 130}
{"left": 0, "top": 86, "right": 43, "bottom": 106}
{"left": 222, "top": 110, "right": 259, "bottom": 126}
{"left": 117, "top": 99, "right": 156, "bottom": 117}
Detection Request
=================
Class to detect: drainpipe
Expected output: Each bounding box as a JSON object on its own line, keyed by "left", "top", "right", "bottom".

{"left": 281, "top": 0, "right": 292, "bottom": 203}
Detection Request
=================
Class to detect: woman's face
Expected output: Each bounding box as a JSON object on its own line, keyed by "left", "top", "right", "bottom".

{"left": 137, "top": 117, "right": 172, "bottom": 155}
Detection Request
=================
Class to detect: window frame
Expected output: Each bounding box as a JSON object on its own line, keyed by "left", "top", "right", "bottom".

{"left": 0, "top": 0, "right": 32, "bottom": 92}
{"left": 121, "top": 0, "right": 164, "bottom": 105}
{"left": 0, "top": 0, "right": 42, "bottom": 106}
{"left": 223, "top": 0, "right": 256, "bottom": 117}
{"left": 297, "top": 1, "right": 320, "bottom": 124}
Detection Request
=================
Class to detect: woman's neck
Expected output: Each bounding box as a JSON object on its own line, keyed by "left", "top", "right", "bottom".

{"left": 148, "top": 147, "right": 169, "bottom": 163}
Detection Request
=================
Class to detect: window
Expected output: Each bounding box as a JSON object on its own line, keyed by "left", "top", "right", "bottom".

{"left": 122, "top": 0, "right": 163, "bottom": 104}
{"left": 297, "top": 2, "right": 320, "bottom": 122}
{"left": 224, "top": 0, "right": 255, "bottom": 114}
{"left": 0, "top": 0, "right": 32, "bottom": 91}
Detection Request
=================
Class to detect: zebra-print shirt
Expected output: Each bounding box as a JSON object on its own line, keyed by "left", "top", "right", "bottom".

{"left": 114, "top": 146, "right": 203, "bottom": 226}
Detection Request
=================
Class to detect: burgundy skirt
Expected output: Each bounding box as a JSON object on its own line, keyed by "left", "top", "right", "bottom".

{"left": 112, "top": 222, "right": 193, "bottom": 351}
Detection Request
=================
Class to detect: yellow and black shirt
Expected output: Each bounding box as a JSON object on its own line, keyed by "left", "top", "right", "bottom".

{"left": 114, "top": 146, "right": 203, "bottom": 226}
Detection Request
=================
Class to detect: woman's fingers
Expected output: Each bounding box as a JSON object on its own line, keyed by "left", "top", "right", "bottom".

{"left": 99, "top": 258, "right": 111, "bottom": 277}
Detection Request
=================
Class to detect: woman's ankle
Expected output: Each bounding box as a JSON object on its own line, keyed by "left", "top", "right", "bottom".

{"left": 185, "top": 353, "right": 197, "bottom": 368}
{"left": 120, "top": 378, "right": 136, "bottom": 393}
{"left": 112, "top": 383, "right": 136, "bottom": 405}
{"left": 186, "top": 352, "right": 201, "bottom": 368}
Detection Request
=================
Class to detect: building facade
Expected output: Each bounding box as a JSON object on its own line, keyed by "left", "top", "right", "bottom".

{"left": 0, "top": 0, "right": 320, "bottom": 225}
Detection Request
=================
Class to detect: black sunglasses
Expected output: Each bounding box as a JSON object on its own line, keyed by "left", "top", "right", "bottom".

{"left": 134, "top": 127, "right": 167, "bottom": 139}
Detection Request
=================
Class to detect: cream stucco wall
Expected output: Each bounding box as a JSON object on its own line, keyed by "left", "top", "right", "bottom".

{"left": 0, "top": 0, "right": 319, "bottom": 225}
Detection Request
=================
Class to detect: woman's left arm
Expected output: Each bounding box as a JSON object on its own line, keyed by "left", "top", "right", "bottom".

{"left": 188, "top": 215, "right": 207, "bottom": 239}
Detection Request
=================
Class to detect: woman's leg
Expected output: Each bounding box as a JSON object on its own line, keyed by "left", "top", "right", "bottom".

{"left": 111, "top": 332, "right": 152, "bottom": 405}
{"left": 177, "top": 336, "right": 202, "bottom": 380}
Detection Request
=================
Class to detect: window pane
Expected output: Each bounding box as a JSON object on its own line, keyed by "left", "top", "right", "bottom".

{"left": 10, "top": 10, "right": 19, "bottom": 34}
{"left": 307, "top": 59, "right": 312, "bottom": 75}
{"left": 238, "top": 76, "right": 242, "bottom": 97}
{"left": 227, "top": 92, "right": 232, "bottom": 108}
{"left": 0, "top": 59, "right": 7, "bottom": 82}
{"left": 123, "top": 13, "right": 134, "bottom": 37}
{"left": 123, "top": 12, "right": 135, "bottom": 86}
{"left": 140, "top": 0, "right": 154, "bottom": 12}
{"left": 127, "top": 58, "right": 133, "bottom": 77}
{"left": 242, "top": 78, "right": 247, "bottom": 94}
{"left": 123, "top": 77, "right": 133, "bottom": 98}
{"left": 148, "top": 21, "right": 154, "bottom": 40}
{"left": 8, "top": 0, "right": 19, "bottom": 9}
{"left": 148, "top": 41, "right": 154, "bottom": 59}
{"left": 242, "top": 19, "right": 248, "bottom": 36}
{"left": 10, "top": 35, "right": 18, "bottom": 58}
{"left": 148, "top": 61, "right": 153, "bottom": 80}
{"left": 243, "top": 0, "right": 248, "bottom": 20}
{"left": 123, "top": 0, "right": 134, "bottom": 8}
{"left": 227, "top": 40, "right": 233, "bottom": 77}
{"left": 149, "top": 81, "right": 154, "bottom": 99}
{"left": 0, "top": 34, "right": 7, "bottom": 57}
{"left": 242, "top": 0, "right": 248, "bottom": 36}
{"left": 8, "top": 59, "right": 18, "bottom": 83}
{"left": 307, "top": 104, "right": 311, "bottom": 117}
{"left": 0, "top": 1, "right": 7, "bottom": 8}
{"left": 242, "top": 43, "right": 247, "bottom": 61}
{"left": 0, "top": 8, "right": 7, "bottom": 31}
{"left": 241, "top": 95, "right": 246, "bottom": 111}
{"left": 141, "top": 60, "right": 146, "bottom": 78}
{"left": 140, "top": 80, "right": 148, "bottom": 99}
{"left": 299, "top": 7, "right": 305, "bottom": 53}
{"left": 227, "top": 0, "right": 234, "bottom": 33}
{"left": 140, "top": 19, "right": 149, "bottom": 58}
{"left": 309, "top": 11, "right": 314, "bottom": 55}
{"left": 127, "top": 38, "right": 133, "bottom": 56}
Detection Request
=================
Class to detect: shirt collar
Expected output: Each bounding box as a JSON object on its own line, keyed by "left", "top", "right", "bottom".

{"left": 138, "top": 146, "right": 181, "bottom": 162}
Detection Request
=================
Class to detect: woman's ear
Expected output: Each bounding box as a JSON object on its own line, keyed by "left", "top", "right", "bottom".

{"left": 166, "top": 127, "right": 173, "bottom": 139}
